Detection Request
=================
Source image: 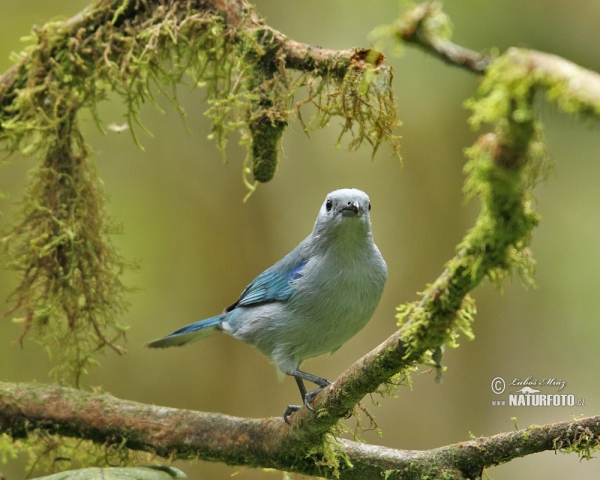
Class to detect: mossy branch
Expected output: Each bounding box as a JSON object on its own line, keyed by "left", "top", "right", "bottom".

{"left": 469, "top": 48, "right": 600, "bottom": 123}
{"left": 263, "top": 4, "right": 599, "bottom": 472}
{"left": 285, "top": 93, "right": 544, "bottom": 437}
{"left": 1, "top": 382, "right": 599, "bottom": 479}
{"left": 387, "top": 2, "right": 600, "bottom": 119}
{"left": 0, "top": 0, "right": 401, "bottom": 170}
{"left": 385, "top": 1, "right": 493, "bottom": 74}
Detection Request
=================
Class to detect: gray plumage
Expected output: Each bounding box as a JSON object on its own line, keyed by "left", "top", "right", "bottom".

{"left": 146, "top": 188, "right": 387, "bottom": 421}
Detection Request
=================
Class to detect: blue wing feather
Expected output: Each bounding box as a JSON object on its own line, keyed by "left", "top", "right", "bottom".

{"left": 229, "top": 260, "right": 307, "bottom": 310}
{"left": 288, "top": 262, "right": 306, "bottom": 281}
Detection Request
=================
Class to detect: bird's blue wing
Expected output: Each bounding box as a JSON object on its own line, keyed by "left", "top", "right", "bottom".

{"left": 225, "top": 260, "right": 307, "bottom": 312}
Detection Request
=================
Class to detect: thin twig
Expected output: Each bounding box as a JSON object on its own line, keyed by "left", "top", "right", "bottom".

{"left": 394, "top": 2, "right": 493, "bottom": 74}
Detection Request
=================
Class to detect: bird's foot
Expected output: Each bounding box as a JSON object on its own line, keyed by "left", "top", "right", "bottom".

{"left": 304, "top": 380, "right": 332, "bottom": 411}
{"left": 283, "top": 404, "right": 302, "bottom": 424}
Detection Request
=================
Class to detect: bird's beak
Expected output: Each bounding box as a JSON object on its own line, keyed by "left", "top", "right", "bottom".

{"left": 340, "top": 201, "right": 360, "bottom": 217}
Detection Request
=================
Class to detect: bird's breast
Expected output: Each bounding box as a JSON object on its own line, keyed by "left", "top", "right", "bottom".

{"left": 287, "top": 246, "right": 386, "bottom": 354}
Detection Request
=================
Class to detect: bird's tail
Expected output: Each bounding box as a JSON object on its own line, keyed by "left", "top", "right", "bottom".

{"left": 145, "top": 315, "right": 224, "bottom": 348}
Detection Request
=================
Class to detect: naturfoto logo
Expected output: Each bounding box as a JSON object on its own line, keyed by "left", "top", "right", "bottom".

{"left": 490, "top": 376, "right": 584, "bottom": 407}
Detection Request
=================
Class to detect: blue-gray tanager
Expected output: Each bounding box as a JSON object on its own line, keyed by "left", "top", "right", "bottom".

{"left": 146, "top": 189, "right": 387, "bottom": 423}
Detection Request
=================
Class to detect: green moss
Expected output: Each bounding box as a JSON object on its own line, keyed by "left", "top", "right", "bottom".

{"left": 398, "top": 1, "right": 454, "bottom": 42}
{"left": 396, "top": 294, "right": 475, "bottom": 367}
{"left": 249, "top": 115, "right": 286, "bottom": 182}
{"left": 558, "top": 426, "right": 600, "bottom": 461}
{"left": 242, "top": 27, "right": 288, "bottom": 183}
{"left": 466, "top": 55, "right": 537, "bottom": 130}
{"left": 462, "top": 53, "right": 552, "bottom": 293}
{"left": 300, "top": 57, "right": 402, "bottom": 160}
{"left": 1, "top": 2, "right": 402, "bottom": 179}
{"left": 467, "top": 47, "right": 600, "bottom": 126}
{"left": 3, "top": 118, "right": 131, "bottom": 386}
{"left": 392, "top": 47, "right": 554, "bottom": 381}
{"left": 304, "top": 435, "right": 352, "bottom": 479}
{"left": 0, "top": 433, "right": 19, "bottom": 464}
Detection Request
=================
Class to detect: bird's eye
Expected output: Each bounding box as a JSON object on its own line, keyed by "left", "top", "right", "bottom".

{"left": 368, "top": 202, "right": 372, "bottom": 211}
{"left": 325, "top": 199, "right": 333, "bottom": 212}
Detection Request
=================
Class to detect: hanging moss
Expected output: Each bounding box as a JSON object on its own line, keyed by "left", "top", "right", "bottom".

{"left": 3, "top": 117, "right": 131, "bottom": 386}
{"left": 243, "top": 27, "right": 288, "bottom": 183}
{"left": 299, "top": 49, "right": 401, "bottom": 159}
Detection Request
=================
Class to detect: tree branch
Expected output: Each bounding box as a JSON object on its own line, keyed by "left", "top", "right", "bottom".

{"left": 0, "top": 0, "right": 534, "bottom": 436}
{"left": 395, "top": 2, "right": 600, "bottom": 118}
{"left": 499, "top": 48, "right": 600, "bottom": 117}
{"left": 0, "top": 0, "right": 380, "bottom": 106}
{"left": 392, "top": 2, "right": 493, "bottom": 74}
{"left": 1, "top": 0, "right": 400, "bottom": 192}
{"left": 1, "top": 382, "right": 599, "bottom": 479}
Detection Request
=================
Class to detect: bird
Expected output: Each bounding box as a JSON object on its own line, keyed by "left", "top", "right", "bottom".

{"left": 146, "top": 188, "right": 387, "bottom": 423}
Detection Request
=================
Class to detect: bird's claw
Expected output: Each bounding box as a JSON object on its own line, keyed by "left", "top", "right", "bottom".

{"left": 283, "top": 404, "right": 302, "bottom": 424}
{"left": 303, "top": 390, "right": 319, "bottom": 411}
{"left": 285, "top": 377, "right": 332, "bottom": 423}
{"left": 304, "top": 380, "right": 331, "bottom": 411}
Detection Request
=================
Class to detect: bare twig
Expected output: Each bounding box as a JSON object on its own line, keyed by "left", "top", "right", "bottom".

{"left": 394, "top": 2, "right": 493, "bottom": 74}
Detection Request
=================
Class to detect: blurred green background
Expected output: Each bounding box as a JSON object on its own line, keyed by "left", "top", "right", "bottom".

{"left": 1, "top": 1, "right": 600, "bottom": 479}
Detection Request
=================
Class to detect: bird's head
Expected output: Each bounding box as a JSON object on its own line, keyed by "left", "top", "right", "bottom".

{"left": 312, "top": 189, "right": 373, "bottom": 241}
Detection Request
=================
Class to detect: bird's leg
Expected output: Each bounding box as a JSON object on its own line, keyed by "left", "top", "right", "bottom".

{"left": 283, "top": 376, "right": 306, "bottom": 424}
{"left": 295, "top": 375, "right": 308, "bottom": 399}
{"left": 291, "top": 369, "right": 331, "bottom": 388}
{"left": 283, "top": 370, "right": 332, "bottom": 424}
{"left": 292, "top": 369, "right": 331, "bottom": 410}
{"left": 283, "top": 370, "right": 331, "bottom": 425}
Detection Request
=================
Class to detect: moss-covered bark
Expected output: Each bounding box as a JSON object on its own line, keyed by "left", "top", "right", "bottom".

{"left": 1, "top": 382, "right": 599, "bottom": 479}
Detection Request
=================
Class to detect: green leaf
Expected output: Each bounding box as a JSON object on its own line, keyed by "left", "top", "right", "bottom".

{"left": 30, "top": 466, "right": 187, "bottom": 480}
